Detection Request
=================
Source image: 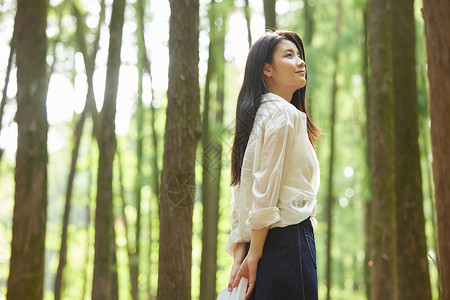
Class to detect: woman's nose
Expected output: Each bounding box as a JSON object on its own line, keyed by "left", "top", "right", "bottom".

{"left": 297, "top": 58, "right": 305, "bottom": 67}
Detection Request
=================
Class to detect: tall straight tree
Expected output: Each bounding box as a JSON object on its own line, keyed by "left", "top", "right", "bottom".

{"left": 303, "top": 0, "right": 314, "bottom": 45}
{"left": 422, "top": 1, "right": 450, "bottom": 299}
{"left": 362, "top": 6, "right": 372, "bottom": 300}
{"left": 6, "top": 0, "right": 48, "bottom": 299}
{"left": 263, "top": 0, "right": 276, "bottom": 29}
{"left": 391, "top": 0, "right": 432, "bottom": 299}
{"left": 91, "top": 0, "right": 126, "bottom": 299}
{"left": 244, "top": 0, "right": 252, "bottom": 47}
{"left": 199, "top": 0, "right": 230, "bottom": 298}
{"left": 368, "top": 0, "right": 397, "bottom": 299}
{"left": 0, "top": 33, "right": 14, "bottom": 167}
{"left": 127, "top": 0, "right": 148, "bottom": 298}
{"left": 157, "top": 0, "right": 200, "bottom": 298}
{"left": 54, "top": 2, "right": 105, "bottom": 299}
{"left": 199, "top": 3, "right": 217, "bottom": 298}
{"left": 325, "top": 2, "right": 342, "bottom": 299}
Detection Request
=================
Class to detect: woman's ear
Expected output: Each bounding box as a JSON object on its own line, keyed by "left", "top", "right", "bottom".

{"left": 263, "top": 63, "right": 273, "bottom": 78}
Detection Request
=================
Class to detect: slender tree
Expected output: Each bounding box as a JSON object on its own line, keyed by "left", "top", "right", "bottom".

{"left": 91, "top": 0, "right": 126, "bottom": 298}
{"left": 110, "top": 224, "right": 119, "bottom": 300}
{"left": 325, "top": 2, "right": 342, "bottom": 299}
{"left": 6, "top": 0, "right": 48, "bottom": 299}
{"left": 80, "top": 149, "right": 95, "bottom": 300}
{"left": 391, "top": 0, "right": 432, "bottom": 299}
{"left": 157, "top": 0, "right": 201, "bottom": 298}
{"left": 0, "top": 33, "right": 14, "bottom": 167}
{"left": 126, "top": 0, "right": 149, "bottom": 298}
{"left": 53, "top": 2, "right": 105, "bottom": 297}
{"left": 362, "top": 6, "right": 372, "bottom": 300}
{"left": 303, "top": 0, "right": 314, "bottom": 45}
{"left": 422, "top": 1, "right": 450, "bottom": 299}
{"left": 263, "top": 0, "right": 276, "bottom": 29}
{"left": 54, "top": 112, "right": 86, "bottom": 300}
{"left": 368, "top": 0, "right": 397, "bottom": 299}
{"left": 116, "top": 148, "right": 133, "bottom": 300}
{"left": 199, "top": 0, "right": 229, "bottom": 298}
{"left": 244, "top": 0, "right": 252, "bottom": 48}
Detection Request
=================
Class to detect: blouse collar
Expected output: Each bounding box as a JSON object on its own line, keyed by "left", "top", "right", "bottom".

{"left": 260, "top": 92, "right": 290, "bottom": 103}
{"left": 260, "top": 92, "right": 307, "bottom": 118}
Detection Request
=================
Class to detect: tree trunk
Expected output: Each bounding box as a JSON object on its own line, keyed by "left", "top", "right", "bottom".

{"left": 72, "top": 0, "right": 105, "bottom": 132}
{"left": 6, "top": 0, "right": 48, "bottom": 299}
{"left": 422, "top": 1, "right": 450, "bottom": 299}
{"left": 128, "top": 0, "right": 148, "bottom": 298}
{"left": 54, "top": 112, "right": 86, "bottom": 300}
{"left": 263, "top": 0, "right": 276, "bottom": 30}
{"left": 199, "top": 0, "right": 227, "bottom": 298}
{"left": 362, "top": 6, "right": 372, "bottom": 300}
{"left": 81, "top": 149, "right": 95, "bottom": 300}
{"left": 416, "top": 62, "right": 441, "bottom": 298}
{"left": 368, "top": 0, "right": 397, "bottom": 299}
{"left": 54, "top": 2, "right": 104, "bottom": 297}
{"left": 244, "top": 0, "right": 252, "bottom": 48}
{"left": 303, "top": 0, "right": 314, "bottom": 45}
{"left": 157, "top": 0, "right": 200, "bottom": 298}
{"left": 116, "top": 146, "right": 136, "bottom": 300}
{"left": 137, "top": 5, "right": 159, "bottom": 296}
{"left": 325, "top": 2, "right": 342, "bottom": 299}
{"left": 391, "top": 0, "right": 432, "bottom": 299}
{"left": 0, "top": 33, "right": 15, "bottom": 167}
{"left": 91, "top": 0, "right": 125, "bottom": 298}
{"left": 111, "top": 224, "right": 119, "bottom": 300}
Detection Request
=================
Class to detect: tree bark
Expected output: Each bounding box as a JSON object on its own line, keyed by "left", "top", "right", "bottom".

{"left": 263, "top": 0, "right": 276, "bottom": 30}
{"left": 81, "top": 149, "right": 95, "bottom": 300}
{"left": 128, "top": 0, "right": 148, "bottom": 298}
{"left": 303, "top": 0, "right": 314, "bottom": 45}
{"left": 54, "top": 2, "right": 105, "bottom": 297}
{"left": 6, "top": 0, "right": 48, "bottom": 299}
{"left": 368, "top": 0, "right": 397, "bottom": 299}
{"left": 325, "top": 2, "right": 342, "bottom": 299}
{"left": 54, "top": 112, "right": 86, "bottom": 300}
{"left": 362, "top": 6, "right": 372, "bottom": 300}
{"left": 116, "top": 147, "right": 133, "bottom": 300}
{"left": 244, "top": 0, "right": 252, "bottom": 48}
{"left": 0, "top": 33, "right": 15, "bottom": 167}
{"left": 391, "top": 0, "right": 432, "bottom": 299}
{"left": 199, "top": 0, "right": 227, "bottom": 298}
{"left": 157, "top": 0, "right": 200, "bottom": 298}
{"left": 110, "top": 224, "right": 119, "bottom": 300}
{"left": 91, "top": 0, "right": 125, "bottom": 298}
{"left": 422, "top": 1, "right": 450, "bottom": 299}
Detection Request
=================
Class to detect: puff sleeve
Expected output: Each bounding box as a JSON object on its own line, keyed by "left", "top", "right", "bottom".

{"left": 246, "top": 120, "right": 293, "bottom": 230}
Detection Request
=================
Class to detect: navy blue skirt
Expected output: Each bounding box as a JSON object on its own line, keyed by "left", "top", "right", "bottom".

{"left": 247, "top": 218, "right": 318, "bottom": 300}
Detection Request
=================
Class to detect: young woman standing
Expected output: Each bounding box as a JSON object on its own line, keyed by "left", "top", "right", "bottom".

{"left": 226, "top": 30, "right": 321, "bottom": 300}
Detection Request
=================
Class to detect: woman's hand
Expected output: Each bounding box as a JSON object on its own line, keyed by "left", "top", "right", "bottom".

{"left": 232, "top": 254, "right": 260, "bottom": 300}
{"left": 230, "top": 227, "right": 268, "bottom": 299}
{"left": 228, "top": 243, "right": 246, "bottom": 292}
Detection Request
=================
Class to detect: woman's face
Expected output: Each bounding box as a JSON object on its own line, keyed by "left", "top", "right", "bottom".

{"left": 263, "top": 39, "right": 306, "bottom": 97}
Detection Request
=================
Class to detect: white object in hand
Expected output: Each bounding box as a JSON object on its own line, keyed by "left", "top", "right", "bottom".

{"left": 217, "top": 277, "right": 248, "bottom": 300}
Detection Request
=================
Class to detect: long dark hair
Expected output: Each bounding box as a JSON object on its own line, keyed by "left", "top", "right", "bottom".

{"left": 230, "top": 30, "right": 321, "bottom": 186}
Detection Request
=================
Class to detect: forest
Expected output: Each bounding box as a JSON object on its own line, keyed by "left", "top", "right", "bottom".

{"left": 0, "top": 0, "right": 449, "bottom": 299}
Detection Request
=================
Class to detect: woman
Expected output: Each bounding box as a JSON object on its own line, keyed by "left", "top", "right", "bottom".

{"left": 226, "top": 30, "right": 321, "bottom": 300}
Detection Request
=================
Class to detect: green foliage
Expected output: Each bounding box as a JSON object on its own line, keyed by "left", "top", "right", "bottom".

{"left": 0, "top": 0, "right": 437, "bottom": 299}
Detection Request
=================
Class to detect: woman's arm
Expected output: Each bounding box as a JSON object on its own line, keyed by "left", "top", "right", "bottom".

{"left": 231, "top": 227, "right": 269, "bottom": 299}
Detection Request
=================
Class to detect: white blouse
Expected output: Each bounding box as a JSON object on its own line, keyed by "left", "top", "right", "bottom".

{"left": 226, "top": 92, "right": 321, "bottom": 257}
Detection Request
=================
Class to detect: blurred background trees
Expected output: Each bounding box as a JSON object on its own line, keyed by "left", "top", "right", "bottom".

{"left": 0, "top": 0, "right": 448, "bottom": 299}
